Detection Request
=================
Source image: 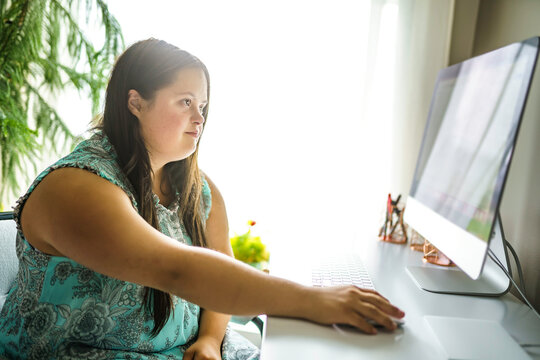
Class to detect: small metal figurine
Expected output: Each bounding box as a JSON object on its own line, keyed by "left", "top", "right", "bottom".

{"left": 378, "top": 193, "right": 407, "bottom": 244}
{"left": 409, "top": 228, "right": 425, "bottom": 252}
{"left": 409, "top": 226, "right": 455, "bottom": 266}
{"left": 423, "top": 239, "right": 455, "bottom": 267}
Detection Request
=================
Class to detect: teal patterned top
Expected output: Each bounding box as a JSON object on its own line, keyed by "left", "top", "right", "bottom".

{"left": 0, "top": 132, "right": 259, "bottom": 360}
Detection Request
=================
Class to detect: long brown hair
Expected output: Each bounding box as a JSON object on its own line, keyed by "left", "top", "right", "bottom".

{"left": 98, "top": 38, "right": 210, "bottom": 336}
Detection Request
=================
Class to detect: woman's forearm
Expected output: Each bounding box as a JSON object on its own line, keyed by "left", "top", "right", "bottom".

{"left": 198, "top": 309, "right": 230, "bottom": 344}
{"left": 163, "top": 246, "right": 310, "bottom": 318}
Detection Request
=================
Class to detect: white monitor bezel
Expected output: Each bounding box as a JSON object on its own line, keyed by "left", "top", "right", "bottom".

{"left": 405, "top": 196, "right": 488, "bottom": 279}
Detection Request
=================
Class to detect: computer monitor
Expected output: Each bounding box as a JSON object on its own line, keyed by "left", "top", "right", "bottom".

{"left": 404, "top": 36, "right": 540, "bottom": 296}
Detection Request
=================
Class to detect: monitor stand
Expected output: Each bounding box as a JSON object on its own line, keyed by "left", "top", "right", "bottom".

{"left": 407, "top": 215, "right": 528, "bottom": 360}
{"left": 406, "top": 213, "right": 511, "bottom": 296}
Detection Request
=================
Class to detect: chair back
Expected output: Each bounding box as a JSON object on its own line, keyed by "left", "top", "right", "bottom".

{"left": 0, "top": 212, "right": 18, "bottom": 311}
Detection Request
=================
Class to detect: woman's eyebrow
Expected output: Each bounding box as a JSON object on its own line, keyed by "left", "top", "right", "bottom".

{"left": 175, "top": 91, "right": 208, "bottom": 103}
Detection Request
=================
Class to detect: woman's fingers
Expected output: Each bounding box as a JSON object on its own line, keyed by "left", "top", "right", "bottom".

{"left": 347, "top": 311, "right": 378, "bottom": 334}
{"left": 355, "top": 288, "right": 405, "bottom": 318}
{"left": 354, "top": 302, "right": 397, "bottom": 331}
{"left": 357, "top": 288, "right": 389, "bottom": 301}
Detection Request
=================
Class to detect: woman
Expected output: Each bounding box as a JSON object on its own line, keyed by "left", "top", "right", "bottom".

{"left": 0, "top": 39, "right": 405, "bottom": 359}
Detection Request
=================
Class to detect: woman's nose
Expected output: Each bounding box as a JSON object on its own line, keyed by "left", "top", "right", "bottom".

{"left": 192, "top": 109, "right": 205, "bottom": 125}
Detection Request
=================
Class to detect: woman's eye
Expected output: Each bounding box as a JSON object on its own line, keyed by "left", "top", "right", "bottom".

{"left": 182, "top": 99, "right": 192, "bottom": 106}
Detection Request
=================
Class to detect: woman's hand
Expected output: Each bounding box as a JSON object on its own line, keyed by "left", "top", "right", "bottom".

{"left": 183, "top": 335, "right": 222, "bottom": 360}
{"left": 303, "top": 286, "right": 405, "bottom": 334}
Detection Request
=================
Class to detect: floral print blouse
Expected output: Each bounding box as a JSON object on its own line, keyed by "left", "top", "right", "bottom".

{"left": 0, "top": 132, "right": 259, "bottom": 360}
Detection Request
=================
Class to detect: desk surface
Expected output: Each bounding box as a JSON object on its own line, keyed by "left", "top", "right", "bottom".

{"left": 260, "top": 234, "right": 540, "bottom": 359}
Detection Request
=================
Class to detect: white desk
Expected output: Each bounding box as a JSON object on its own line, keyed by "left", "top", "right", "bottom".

{"left": 261, "top": 234, "right": 540, "bottom": 359}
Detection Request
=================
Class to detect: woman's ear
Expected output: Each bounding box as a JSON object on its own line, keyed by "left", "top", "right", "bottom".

{"left": 127, "top": 89, "right": 143, "bottom": 117}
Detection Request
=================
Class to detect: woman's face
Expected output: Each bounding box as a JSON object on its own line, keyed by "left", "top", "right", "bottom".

{"left": 131, "top": 67, "right": 208, "bottom": 169}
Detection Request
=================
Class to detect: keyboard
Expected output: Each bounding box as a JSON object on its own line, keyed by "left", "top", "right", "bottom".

{"left": 311, "top": 253, "right": 375, "bottom": 290}
{"left": 311, "top": 254, "right": 405, "bottom": 328}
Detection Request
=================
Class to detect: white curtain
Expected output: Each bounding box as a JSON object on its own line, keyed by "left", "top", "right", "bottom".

{"left": 389, "top": 0, "right": 455, "bottom": 196}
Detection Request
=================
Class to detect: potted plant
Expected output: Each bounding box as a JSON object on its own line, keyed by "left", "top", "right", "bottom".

{"left": 230, "top": 220, "right": 270, "bottom": 272}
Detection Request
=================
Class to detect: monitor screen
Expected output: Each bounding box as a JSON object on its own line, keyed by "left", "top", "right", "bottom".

{"left": 405, "top": 37, "right": 539, "bottom": 279}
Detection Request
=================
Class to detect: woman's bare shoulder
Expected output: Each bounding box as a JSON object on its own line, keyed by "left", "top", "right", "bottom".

{"left": 21, "top": 167, "right": 133, "bottom": 254}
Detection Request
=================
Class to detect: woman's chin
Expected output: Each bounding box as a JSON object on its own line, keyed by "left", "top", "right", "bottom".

{"left": 173, "top": 147, "right": 197, "bottom": 162}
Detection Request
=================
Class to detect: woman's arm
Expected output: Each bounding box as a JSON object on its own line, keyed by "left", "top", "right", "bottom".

{"left": 21, "top": 168, "right": 404, "bottom": 334}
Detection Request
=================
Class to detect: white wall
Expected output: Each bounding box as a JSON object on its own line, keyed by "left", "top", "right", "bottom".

{"left": 470, "top": 0, "right": 540, "bottom": 310}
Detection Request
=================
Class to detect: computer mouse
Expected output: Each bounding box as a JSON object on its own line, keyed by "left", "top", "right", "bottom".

{"left": 368, "top": 317, "right": 405, "bottom": 329}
